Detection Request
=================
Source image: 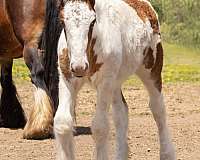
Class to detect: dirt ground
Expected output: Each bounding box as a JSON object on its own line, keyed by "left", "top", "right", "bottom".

{"left": 0, "top": 82, "right": 200, "bottom": 160}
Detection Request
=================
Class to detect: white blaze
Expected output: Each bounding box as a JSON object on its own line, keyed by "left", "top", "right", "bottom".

{"left": 63, "top": 1, "right": 95, "bottom": 68}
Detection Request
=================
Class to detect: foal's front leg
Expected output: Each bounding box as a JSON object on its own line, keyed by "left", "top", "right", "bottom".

{"left": 54, "top": 75, "right": 83, "bottom": 160}
{"left": 92, "top": 79, "right": 114, "bottom": 160}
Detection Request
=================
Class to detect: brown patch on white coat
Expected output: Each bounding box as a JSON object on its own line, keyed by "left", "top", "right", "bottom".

{"left": 151, "top": 42, "right": 163, "bottom": 92}
{"left": 86, "top": 17, "right": 103, "bottom": 77}
{"left": 87, "top": 38, "right": 103, "bottom": 77}
{"left": 59, "top": 48, "right": 72, "bottom": 79}
{"left": 143, "top": 46, "right": 154, "bottom": 69}
{"left": 142, "top": 42, "right": 163, "bottom": 92}
{"left": 124, "top": 0, "right": 160, "bottom": 34}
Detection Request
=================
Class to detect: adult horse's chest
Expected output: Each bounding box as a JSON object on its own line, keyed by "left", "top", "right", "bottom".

{"left": 0, "top": 1, "right": 22, "bottom": 59}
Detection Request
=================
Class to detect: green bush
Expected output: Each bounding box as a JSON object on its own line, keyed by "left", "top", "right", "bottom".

{"left": 151, "top": 0, "right": 200, "bottom": 48}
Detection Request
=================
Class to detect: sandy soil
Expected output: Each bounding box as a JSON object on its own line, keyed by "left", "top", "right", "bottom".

{"left": 0, "top": 82, "right": 200, "bottom": 160}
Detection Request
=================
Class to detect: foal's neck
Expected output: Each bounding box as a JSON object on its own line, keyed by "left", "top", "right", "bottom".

{"left": 95, "top": 0, "right": 116, "bottom": 12}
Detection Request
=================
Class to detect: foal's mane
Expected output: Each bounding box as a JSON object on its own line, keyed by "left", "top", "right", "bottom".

{"left": 40, "top": 0, "right": 64, "bottom": 111}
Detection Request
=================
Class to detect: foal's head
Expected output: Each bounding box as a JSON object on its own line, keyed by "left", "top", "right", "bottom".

{"left": 60, "top": 0, "right": 95, "bottom": 77}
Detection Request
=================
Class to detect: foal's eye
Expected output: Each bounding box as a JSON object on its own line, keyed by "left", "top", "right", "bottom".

{"left": 90, "top": 19, "right": 96, "bottom": 27}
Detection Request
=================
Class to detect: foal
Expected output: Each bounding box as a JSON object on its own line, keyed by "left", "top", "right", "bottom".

{"left": 54, "top": 0, "right": 175, "bottom": 159}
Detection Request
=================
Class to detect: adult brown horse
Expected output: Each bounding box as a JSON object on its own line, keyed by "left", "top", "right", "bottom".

{"left": 0, "top": 0, "right": 62, "bottom": 139}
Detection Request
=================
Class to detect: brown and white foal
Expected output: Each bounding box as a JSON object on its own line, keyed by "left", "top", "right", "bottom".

{"left": 54, "top": 0, "right": 175, "bottom": 159}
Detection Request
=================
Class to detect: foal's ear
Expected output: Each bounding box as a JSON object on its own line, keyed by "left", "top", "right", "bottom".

{"left": 59, "top": 0, "right": 68, "bottom": 7}
{"left": 58, "top": 0, "right": 65, "bottom": 8}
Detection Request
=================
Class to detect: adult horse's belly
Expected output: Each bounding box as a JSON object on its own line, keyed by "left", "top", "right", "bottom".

{"left": 0, "top": 1, "right": 23, "bottom": 60}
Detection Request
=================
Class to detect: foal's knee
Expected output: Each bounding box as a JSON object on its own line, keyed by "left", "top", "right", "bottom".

{"left": 54, "top": 110, "right": 75, "bottom": 160}
{"left": 54, "top": 113, "right": 73, "bottom": 135}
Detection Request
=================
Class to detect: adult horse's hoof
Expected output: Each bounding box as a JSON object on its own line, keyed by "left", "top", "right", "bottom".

{"left": 0, "top": 111, "right": 26, "bottom": 129}
{"left": 23, "top": 122, "right": 53, "bottom": 139}
{"left": 0, "top": 117, "right": 26, "bottom": 129}
{"left": 0, "top": 98, "right": 26, "bottom": 129}
{"left": 23, "top": 88, "right": 54, "bottom": 139}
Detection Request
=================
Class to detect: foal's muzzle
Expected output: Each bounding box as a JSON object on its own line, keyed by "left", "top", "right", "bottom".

{"left": 70, "top": 62, "right": 89, "bottom": 77}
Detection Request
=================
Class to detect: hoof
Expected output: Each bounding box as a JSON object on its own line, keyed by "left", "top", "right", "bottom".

{"left": 0, "top": 109, "right": 26, "bottom": 129}
{"left": 0, "top": 118, "right": 26, "bottom": 129}
{"left": 23, "top": 123, "right": 53, "bottom": 140}
{"left": 160, "top": 153, "right": 176, "bottom": 160}
{"left": 160, "top": 146, "right": 176, "bottom": 160}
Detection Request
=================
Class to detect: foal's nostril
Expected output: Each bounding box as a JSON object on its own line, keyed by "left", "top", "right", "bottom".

{"left": 71, "top": 66, "right": 75, "bottom": 73}
{"left": 70, "top": 63, "right": 78, "bottom": 73}
{"left": 84, "top": 63, "right": 89, "bottom": 71}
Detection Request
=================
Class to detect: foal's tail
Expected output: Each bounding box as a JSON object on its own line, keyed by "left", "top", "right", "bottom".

{"left": 40, "top": 0, "right": 63, "bottom": 112}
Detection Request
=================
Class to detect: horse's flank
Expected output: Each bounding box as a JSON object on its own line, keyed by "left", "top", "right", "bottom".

{"left": 0, "top": 1, "right": 22, "bottom": 59}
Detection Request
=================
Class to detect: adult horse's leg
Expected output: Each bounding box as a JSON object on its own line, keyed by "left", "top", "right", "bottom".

{"left": 112, "top": 88, "right": 129, "bottom": 160}
{"left": 54, "top": 75, "right": 83, "bottom": 160}
{"left": 136, "top": 65, "right": 175, "bottom": 160}
{"left": 23, "top": 45, "right": 53, "bottom": 139}
{"left": 0, "top": 60, "right": 26, "bottom": 128}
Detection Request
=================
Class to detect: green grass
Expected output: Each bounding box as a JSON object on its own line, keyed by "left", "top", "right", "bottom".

{"left": 13, "top": 59, "right": 30, "bottom": 83}
{"left": 163, "top": 43, "right": 200, "bottom": 83}
{"left": 13, "top": 43, "right": 200, "bottom": 85}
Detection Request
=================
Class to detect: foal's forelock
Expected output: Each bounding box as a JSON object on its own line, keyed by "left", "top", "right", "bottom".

{"left": 60, "top": 0, "right": 95, "bottom": 10}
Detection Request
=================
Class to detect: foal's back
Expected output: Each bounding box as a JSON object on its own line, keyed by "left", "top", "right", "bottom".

{"left": 95, "top": 0, "right": 161, "bottom": 78}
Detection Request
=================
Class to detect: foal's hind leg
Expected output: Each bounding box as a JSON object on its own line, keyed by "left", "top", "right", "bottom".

{"left": 112, "top": 88, "right": 129, "bottom": 160}
{"left": 136, "top": 67, "right": 175, "bottom": 160}
{"left": 0, "top": 60, "right": 26, "bottom": 128}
